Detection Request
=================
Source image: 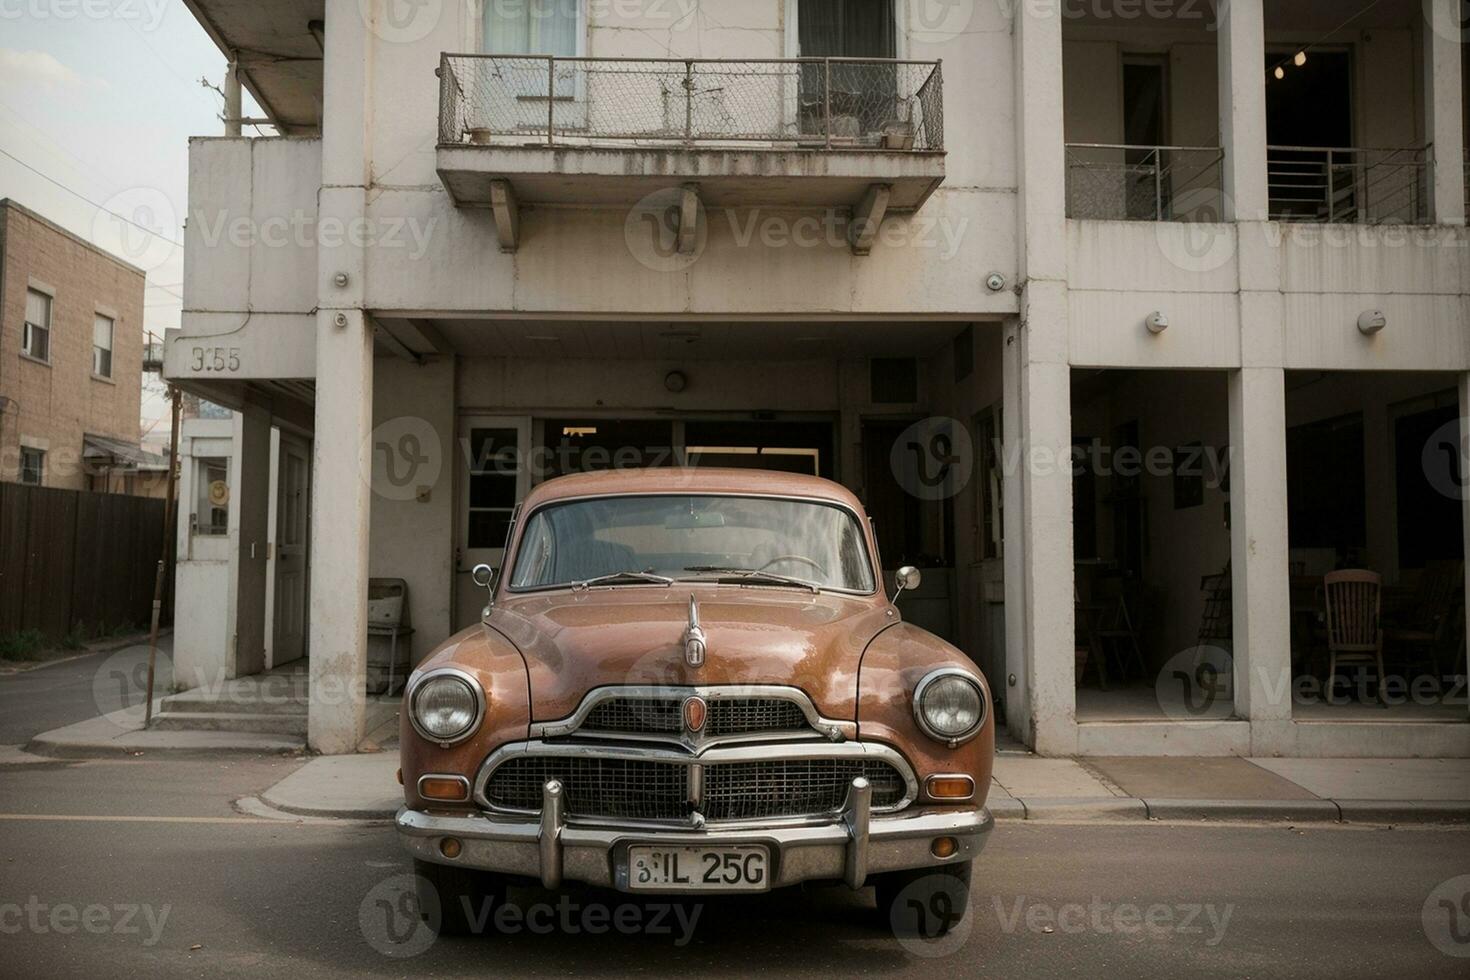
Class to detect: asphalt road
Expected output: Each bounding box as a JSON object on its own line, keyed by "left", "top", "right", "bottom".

{"left": 0, "top": 638, "right": 174, "bottom": 745}
{"left": 1, "top": 756, "right": 1466, "bottom": 978}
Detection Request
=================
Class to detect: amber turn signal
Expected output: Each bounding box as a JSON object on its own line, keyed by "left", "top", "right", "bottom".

{"left": 925, "top": 774, "right": 975, "bottom": 800}
{"left": 439, "top": 837, "right": 463, "bottom": 859}
{"left": 419, "top": 776, "right": 470, "bottom": 802}
{"left": 931, "top": 836, "right": 958, "bottom": 858}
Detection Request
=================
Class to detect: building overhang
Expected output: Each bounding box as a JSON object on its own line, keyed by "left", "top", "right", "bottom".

{"left": 182, "top": 0, "right": 324, "bottom": 134}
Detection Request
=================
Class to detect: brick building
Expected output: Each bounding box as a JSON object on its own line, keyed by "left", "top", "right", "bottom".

{"left": 0, "top": 199, "right": 160, "bottom": 494}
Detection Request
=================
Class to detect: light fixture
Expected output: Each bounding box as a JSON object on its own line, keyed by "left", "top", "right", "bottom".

{"left": 1274, "top": 66, "right": 1285, "bottom": 80}
{"left": 1145, "top": 311, "right": 1169, "bottom": 334}
{"left": 1294, "top": 51, "right": 1307, "bottom": 66}
{"left": 1357, "top": 310, "right": 1387, "bottom": 335}
{"left": 664, "top": 370, "right": 688, "bottom": 393}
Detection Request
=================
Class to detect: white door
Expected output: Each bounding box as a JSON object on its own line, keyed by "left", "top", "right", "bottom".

{"left": 455, "top": 417, "right": 531, "bottom": 630}
{"left": 272, "top": 436, "right": 310, "bottom": 666}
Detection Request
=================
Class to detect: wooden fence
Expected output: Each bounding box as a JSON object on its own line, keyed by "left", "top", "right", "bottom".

{"left": 0, "top": 482, "right": 174, "bottom": 639}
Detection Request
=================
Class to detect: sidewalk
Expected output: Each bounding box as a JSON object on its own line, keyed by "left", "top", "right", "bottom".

{"left": 247, "top": 749, "right": 1470, "bottom": 825}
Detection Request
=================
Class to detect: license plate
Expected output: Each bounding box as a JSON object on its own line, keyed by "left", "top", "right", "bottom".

{"left": 627, "top": 845, "right": 770, "bottom": 892}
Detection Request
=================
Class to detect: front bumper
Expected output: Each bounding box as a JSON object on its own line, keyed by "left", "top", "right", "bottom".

{"left": 396, "top": 777, "right": 993, "bottom": 893}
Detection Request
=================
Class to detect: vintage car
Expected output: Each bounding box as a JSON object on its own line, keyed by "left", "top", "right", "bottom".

{"left": 396, "top": 468, "right": 994, "bottom": 935}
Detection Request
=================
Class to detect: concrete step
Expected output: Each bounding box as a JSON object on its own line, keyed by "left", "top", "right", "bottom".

{"left": 148, "top": 712, "right": 308, "bottom": 736}
{"left": 159, "top": 693, "right": 307, "bottom": 716}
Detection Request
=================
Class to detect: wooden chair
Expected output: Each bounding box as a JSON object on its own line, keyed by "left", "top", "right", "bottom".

{"left": 1384, "top": 560, "right": 1464, "bottom": 676}
{"left": 1323, "top": 569, "right": 1384, "bottom": 701}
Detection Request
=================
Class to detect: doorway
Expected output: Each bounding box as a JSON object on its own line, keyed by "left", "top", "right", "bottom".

{"left": 271, "top": 434, "right": 311, "bottom": 668}
{"left": 454, "top": 417, "right": 532, "bottom": 630}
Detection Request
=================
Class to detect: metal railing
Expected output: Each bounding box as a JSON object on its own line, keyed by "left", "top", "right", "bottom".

{"left": 1065, "top": 144, "right": 1226, "bottom": 221}
{"left": 437, "top": 54, "right": 944, "bottom": 151}
{"left": 1267, "top": 145, "right": 1430, "bottom": 223}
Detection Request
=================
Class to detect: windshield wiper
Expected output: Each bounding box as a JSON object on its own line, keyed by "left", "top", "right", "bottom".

{"left": 681, "top": 566, "right": 820, "bottom": 594}
{"left": 572, "top": 570, "right": 674, "bottom": 590}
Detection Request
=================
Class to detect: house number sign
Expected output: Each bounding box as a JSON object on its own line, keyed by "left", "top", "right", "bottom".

{"left": 189, "top": 346, "right": 242, "bottom": 373}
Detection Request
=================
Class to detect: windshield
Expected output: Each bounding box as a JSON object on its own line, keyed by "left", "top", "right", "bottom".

{"left": 508, "top": 495, "right": 876, "bottom": 593}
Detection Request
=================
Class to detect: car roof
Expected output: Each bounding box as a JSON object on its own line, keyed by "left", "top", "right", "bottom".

{"left": 520, "top": 468, "right": 866, "bottom": 513}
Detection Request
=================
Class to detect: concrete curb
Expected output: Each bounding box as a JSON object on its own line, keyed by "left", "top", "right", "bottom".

{"left": 252, "top": 794, "right": 398, "bottom": 821}
{"left": 1016, "top": 797, "right": 1150, "bottom": 821}
{"left": 1141, "top": 798, "right": 1343, "bottom": 823}
{"left": 27, "top": 703, "right": 305, "bottom": 759}
{"left": 1334, "top": 800, "right": 1470, "bottom": 824}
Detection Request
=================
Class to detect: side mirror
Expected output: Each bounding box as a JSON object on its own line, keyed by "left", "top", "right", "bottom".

{"left": 893, "top": 566, "right": 922, "bottom": 600}
{"left": 471, "top": 564, "right": 496, "bottom": 588}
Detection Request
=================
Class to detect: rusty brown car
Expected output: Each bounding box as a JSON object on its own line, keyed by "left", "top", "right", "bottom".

{"left": 397, "top": 468, "right": 994, "bottom": 935}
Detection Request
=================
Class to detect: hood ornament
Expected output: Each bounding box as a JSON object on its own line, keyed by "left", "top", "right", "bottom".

{"left": 684, "top": 594, "right": 707, "bottom": 668}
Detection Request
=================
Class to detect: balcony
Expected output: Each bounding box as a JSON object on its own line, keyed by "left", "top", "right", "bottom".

{"left": 435, "top": 55, "right": 946, "bottom": 253}
{"left": 1064, "top": 143, "right": 1432, "bottom": 225}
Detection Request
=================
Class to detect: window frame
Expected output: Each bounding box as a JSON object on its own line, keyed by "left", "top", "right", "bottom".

{"left": 476, "top": 0, "right": 587, "bottom": 57}
{"left": 19, "top": 447, "right": 45, "bottom": 486}
{"left": 92, "top": 312, "right": 115, "bottom": 379}
{"left": 22, "top": 288, "right": 52, "bottom": 363}
{"left": 784, "top": 0, "right": 909, "bottom": 60}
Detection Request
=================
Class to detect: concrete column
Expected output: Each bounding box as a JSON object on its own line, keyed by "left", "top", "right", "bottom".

{"left": 1011, "top": 0, "right": 1076, "bottom": 754}
{"left": 1423, "top": 0, "right": 1466, "bottom": 224}
{"left": 307, "top": 0, "right": 373, "bottom": 754}
{"left": 1017, "top": 286, "right": 1077, "bottom": 757}
{"left": 233, "top": 406, "right": 272, "bottom": 678}
{"left": 1218, "top": 0, "right": 1270, "bottom": 220}
{"left": 1227, "top": 368, "right": 1292, "bottom": 741}
{"left": 1001, "top": 320, "right": 1029, "bottom": 739}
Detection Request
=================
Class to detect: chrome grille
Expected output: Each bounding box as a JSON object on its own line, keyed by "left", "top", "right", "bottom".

{"left": 584, "top": 698, "right": 681, "bottom": 735}
{"left": 485, "top": 757, "right": 690, "bottom": 821}
{"left": 580, "top": 695, "right": 810, "bottom": 738}
{"left": 484, "top": 756, "right": 906, "bottom": 822}
{"left": 707, "top": 698, "right": 808, "bottom": 736}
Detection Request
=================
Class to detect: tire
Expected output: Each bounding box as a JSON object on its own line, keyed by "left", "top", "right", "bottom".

{"left": 413, "top": 858, "right": 509, "bottom": 936}
{"left": 873, "top": 860, "right": 972, "bottom": 938}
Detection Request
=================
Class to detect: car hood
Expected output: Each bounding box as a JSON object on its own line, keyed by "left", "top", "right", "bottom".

{"left": 485, "top": 587, "right": 897, "bottom": 721}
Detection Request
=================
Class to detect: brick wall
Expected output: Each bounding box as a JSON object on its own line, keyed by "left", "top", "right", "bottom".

{"left": 0, "top": 200, "right": 146, "bottom": 491}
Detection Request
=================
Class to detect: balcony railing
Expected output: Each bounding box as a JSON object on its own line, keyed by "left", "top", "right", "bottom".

{"left": 1267, "top": 145, "right": 1429, "bottom": 224}
{"left": 437, "top": 54, "right": 944, "bottom": 151}
{"left": 1065, "top": 144, "right": 1226, "bottom": 221}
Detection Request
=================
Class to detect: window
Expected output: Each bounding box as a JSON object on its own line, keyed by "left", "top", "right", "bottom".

{"left": 466, "top": 428, "right": 520, "bottom": 549}
{"left": 797, "top": 1, "right": 899, "bottom": 138}
{"left": 19, "top": 448, "right": 44, "bottom": 486}
{"left": 23, "top": 289, "right": 50, "bottom": 361}
{"left": 93, "top": 314, "right": 114, "bottom": 378}
{"left": 483, "top": 0, "right": 579, "bottom": 55}
{"left": 195, "top": 457, "right": 230, "bottom": 535}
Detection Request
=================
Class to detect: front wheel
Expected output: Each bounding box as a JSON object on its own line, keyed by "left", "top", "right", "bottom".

{"left": 413, "top": 858, "right": 509, "bottom": 936}
{"left": 872, "top": 860, "right": 972, "bottom": 938}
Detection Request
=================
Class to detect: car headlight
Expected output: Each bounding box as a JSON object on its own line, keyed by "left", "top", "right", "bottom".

{"left": 913, "top": 668, "right": 986, "bottom": 745}
{"left": 410, "top": 671, "right": 483, "bottom": 744}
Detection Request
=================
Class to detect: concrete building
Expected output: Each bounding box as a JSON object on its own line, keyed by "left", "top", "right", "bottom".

{"left": 0, "top": 199, "right": 163, "bottom": 494}
{"left": 164, "top": 0, "right": 1470, "bottom": 757}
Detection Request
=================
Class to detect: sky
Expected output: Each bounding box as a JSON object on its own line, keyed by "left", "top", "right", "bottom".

{"left": 0, "top": 1, "right": 268, "bottom": 448}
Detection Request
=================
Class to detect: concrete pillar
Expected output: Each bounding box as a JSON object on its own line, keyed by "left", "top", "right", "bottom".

{"left": 1218, "top": 0, "right": 1270, "bottom": 220}
{"left": 1423, "top": 0, "right": 1466, "bottom": 224}
{"left": 223, "top": 58, "right": 242, "bottom": 138}
{"left": 1227, "top": 368, "right": 1292, "bottom": 740}
{"left": 1011, "top": 0, "right": 1076, "bottom": 754}
{"left": 233, "top": 406, "right": 272, "bottom": 678}
{"left": 307, "top": 0, "right": 373, "bottom": 754}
